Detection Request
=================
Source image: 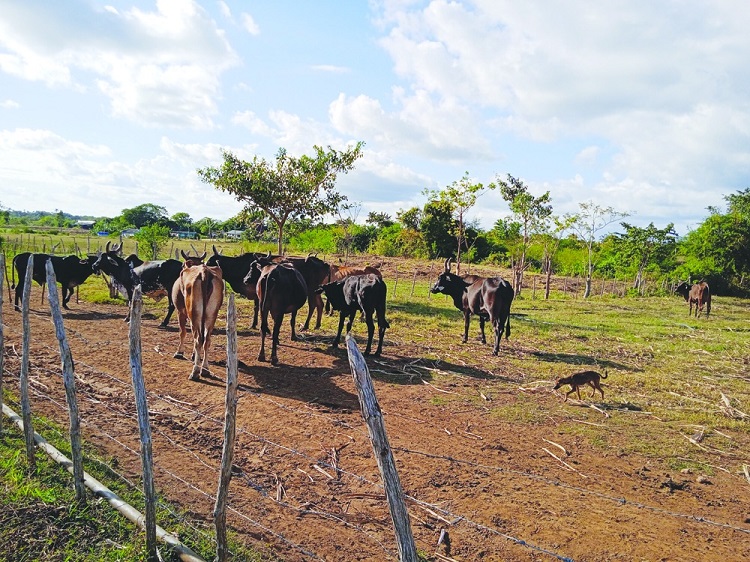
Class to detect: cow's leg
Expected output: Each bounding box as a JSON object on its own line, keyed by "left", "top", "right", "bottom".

{"left": 190, "top": 329, "right": 202, "bottom": 381}
{"left": 374, "top": 306, "right": 388, "bottom": 356}
{"left": 363, "top": 310, "right": 375, "bottom": 355}
{"left": 251, "top": 297, "right": 260, "bottom": 329}
{"left": 62, "top": 287, "right": 72, "bottom": 310}
{"left": 492, "top": 316, "right": 502, "bottom": 356}
{"left": 332, "top": 312, "right": 347, "bottom": 348}
{"left": 159, "top": 296, "right": 175, "bottom": 328}
{"left": 478, "top": 316, "right": 487, "bottom": 344}
{"left": 174, "top": 309, "right": 188, "bottom": 360}
{"left": 257, "top": 309, "right": 269, "bottom": 362}
{"left": 313, "top": 293, "right": 324, "bottom": 329}
{"left": 39, "top": 282, "right": 46, "bottom": 305}
{"left": 462, "top": 311, "right": 471, "bottom": 343}
{"left": 270, "top": 312, "right": 283, "bottom": 366}
{"left": 14, "top": 281, "right": 23, "bottom": 311}
{"left": 289, "top": 310, "right": 299, "bottom": 341}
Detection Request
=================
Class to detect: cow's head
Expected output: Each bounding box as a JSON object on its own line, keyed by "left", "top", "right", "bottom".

{"left": 430, "top": 257, "right": 465, "bottom": 295}
{"left": 181, "top": 250, "right": 207, "bottom": 268}
{"left": 675, "top": 281, "right": 691, "bottom": 300}
{"left": 315, "top": 280, "right": 346, "bottom": 311}
{"left": 243, "top": 255, "right": 277, "bottom": 286}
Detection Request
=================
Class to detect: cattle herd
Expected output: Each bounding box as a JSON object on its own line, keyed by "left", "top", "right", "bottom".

{"left": 9, "top": 246, "right": 713, "bottom": 380}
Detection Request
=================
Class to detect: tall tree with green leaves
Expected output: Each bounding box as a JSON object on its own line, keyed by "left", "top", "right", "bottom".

{"left": 567, "top": 201, "right": 630, "bottom": 298}
{"left": 197, "top": 143, "right": 364, "bottom": 254}
{"left": 612, "top": 222, "right": 677, "bottom": 289}
{"left": 496, "top": 174, "right": 552, "bottom": 295}
{"left": 121, "top": 203, "right": 168, "bottom": 228}
{"left": 424, "top": 172, "right": 495, "bottom": 274}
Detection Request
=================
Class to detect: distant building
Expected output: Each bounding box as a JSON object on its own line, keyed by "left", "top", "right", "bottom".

{"left": 122, "top": 228, "right": 140, "bottom": 238}
{"left": 226, "top": 229, "right": 245, "bottom": 240}
{"left": 171, "top": 230, "right": 199, "bottom": 239}
{"left": 77, "top": 220, "right": 96, "bottom": 229}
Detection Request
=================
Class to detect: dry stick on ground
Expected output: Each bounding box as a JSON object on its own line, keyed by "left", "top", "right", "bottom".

{"left": 543, "top": 438, "right": 570, "bottom": 456}
{"left": 542, "top": 447, "right": 588, "bottom": 478}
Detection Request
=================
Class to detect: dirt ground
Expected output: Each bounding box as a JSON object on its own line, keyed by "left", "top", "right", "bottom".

{"left": 2, "top": 286, "right": 749, "bottom": 562}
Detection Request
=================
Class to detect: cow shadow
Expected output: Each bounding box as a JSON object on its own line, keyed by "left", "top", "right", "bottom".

{"left": 231, "top": 353, "right": 359, "bottom": 411}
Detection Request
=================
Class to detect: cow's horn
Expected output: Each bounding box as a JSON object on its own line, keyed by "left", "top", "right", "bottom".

{"left": 181, "top": 250, "right": 190, "bottom": 260}
{"left": 443, "top": 257, "right": 452, "bottom": 272}
{"left": 199, "top": 252, "right": 207, "bottom": 261}
{"left": 212, "top": 244, "right": 220, "bottom": 256}
{"left": 106, "top": 241, "right": 111, "bottom": 253}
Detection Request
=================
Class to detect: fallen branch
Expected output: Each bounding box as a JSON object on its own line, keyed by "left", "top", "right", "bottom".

{"left": 542, "top": 438, "right": 569, "bottom": 456}
{"left": 421, "top": 379, "right": 461, "bottom": 395}
{"left": 542, "top": 447, "right": 588, "bottom": 478}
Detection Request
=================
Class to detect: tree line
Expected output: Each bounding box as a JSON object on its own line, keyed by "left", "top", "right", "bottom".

{"left": 2, "top": 143, "right": 748, "bottom": 296}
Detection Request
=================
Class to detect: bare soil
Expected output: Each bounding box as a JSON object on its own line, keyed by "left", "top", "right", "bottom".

{"left": 2, "top": 284, "right": 749, "bottom": 562}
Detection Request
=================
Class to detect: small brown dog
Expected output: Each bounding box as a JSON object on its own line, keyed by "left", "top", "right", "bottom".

{"left": 554, "top": 370, "right": 607, "bottom": 401}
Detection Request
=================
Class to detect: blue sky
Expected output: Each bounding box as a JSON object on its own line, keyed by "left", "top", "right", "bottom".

{"left": 1, "top": 1, "right": 749, "bottom": 237}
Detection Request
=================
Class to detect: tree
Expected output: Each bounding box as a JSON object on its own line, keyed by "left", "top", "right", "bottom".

{"left": 396, "top": 207, "right": 422, "bottom": 230}
{"left": 419, "top": 199, "right": 456, "bottom": 260}
{"left": 424, "top": 172, "right": 495, "bottom": 274}
{"left": 366, "top": 211, "right": 393, "bottom": 228}
{"left": 134, "top": 224, "right": 170, "bottom": 260}
{"left": 566, "top": 201, "right": 630, "bottom": 298}
{"left": 197, "top": 143, "right": 364, "bottom": 254}
{"left": 121, "top": 204, "right": 168, "bottom": 228}
{"left": 171, "top": 212, "right": 193, "bottom": 231}
{"left": 497, "top": 174, "right": 552, "bottom": 294}
{"left": 194, "top": 216, "right": 220, "bottom": 238}
{"left": 612, "top": 222, "right": 677, "bottom": 289}
{"left": 540, "top": 215, "right": 575, "bottom": 299}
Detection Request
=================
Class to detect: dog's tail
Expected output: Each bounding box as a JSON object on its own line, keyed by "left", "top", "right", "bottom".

{"left": 601, "top": 368, "right": 608, "bottom": 379}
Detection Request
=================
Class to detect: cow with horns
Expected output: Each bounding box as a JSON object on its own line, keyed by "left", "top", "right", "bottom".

{"left": 90, "top": 242, "right": 187, "bottom": 326}
{"left": 172, "top": 253, "right": 224, "bottom": 380}
{"left": 430, "top": 257, "right": 514, "bottom": 355}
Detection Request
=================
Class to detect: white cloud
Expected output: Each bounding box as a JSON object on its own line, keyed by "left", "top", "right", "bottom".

{"left": 1, "top": 99, "right": 20, "bottom": 109}
{"left": 0, "top": 0, "right": 239, "bottom": 128}
{"left": 241, "top": 13, "right": 260, "bottom": 35}
{"left": 311, "top": 64, "right": 349, "bottom": 73}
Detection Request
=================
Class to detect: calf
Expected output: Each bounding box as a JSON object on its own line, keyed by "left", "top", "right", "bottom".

{"left": 324, "top": 264, "right": 382, "bottom": 315}
{"left": 430, "top": 258, "right": 514, "bottom": 355}
{"left": 246, "top": 259, "right": 308, "bottom": 365}
{"left": 12, "top": 252, "right": 98, "bottom": 311}
{"left": 91, "top": 242, "right": 184, "bottom": 326}
{"left": 676, "top": 281, "right": 711, "bottom": 318}
{"left": 316, "top": 274, "right": 390, "bottom": 356}
{"left": 172, "top": 261, "right": 224, "bottom": 380}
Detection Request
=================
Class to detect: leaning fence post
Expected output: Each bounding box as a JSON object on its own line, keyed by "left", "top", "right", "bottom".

{"left": 346, "top": 335, "right": 418, "bottom": 562}
{"left": 426, "top": 263, "right": 433, "bottom": 299}
{"left": 128, "top": 286, "right": 159, "bottom": 562}
{"left": 20, "top": 254, "right": 36, "bottom": 471}
{"left": 409, "top": 269, "right": 418, "bottom": 298}
{"left": 214, "top": 294, "right": 239, "bottom": 562}
{"left": 0, "top": 253, "right": 4, "bottom": 437}
{"left": 45, "top": 259, "right": 86, "bottom": 503}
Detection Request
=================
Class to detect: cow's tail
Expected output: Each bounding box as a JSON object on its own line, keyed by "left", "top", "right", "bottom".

{"left": 199, "top": 269, "right": 213, "bottom": 346}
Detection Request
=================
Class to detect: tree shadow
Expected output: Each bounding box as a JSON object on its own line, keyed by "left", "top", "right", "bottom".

{"left": 530, "top": 351, "right": 635, "bottom": 371}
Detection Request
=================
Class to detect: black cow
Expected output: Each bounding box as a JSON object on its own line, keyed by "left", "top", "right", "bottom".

{"left": 283, "top": 255, "right": 331, "bottom": 331}
{"left": 206, "top": 246, "right": 273, "bottom": 329}
{"left": 11, "top": 252, "right": 98, "bottom": 311}
{"left": 315, "top": 274, "right": 390, "bottom": 356}
{"left": 91, "top": 242, "right": 184, "bottom": 326}
{"left": 430, "top": 258, "right": 514, "bottom": 355}
{"left": 675, "top": 280, "right": 711, "bottom": 318}
{"left": 245, "top": 258, "right": 307, "bottom": 365}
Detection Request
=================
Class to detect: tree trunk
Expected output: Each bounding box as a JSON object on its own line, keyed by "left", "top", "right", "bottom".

{"left": 276, "top": 222, "right": 284, "bottom": 255}
{"left": 545, "top": 267, "right": 552, "bottom": 300}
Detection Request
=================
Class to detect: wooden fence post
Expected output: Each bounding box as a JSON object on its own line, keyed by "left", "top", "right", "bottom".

{"left": 214, "top": 294, "right": 239, "bottom": 562}
{"left": 45, "top": 259, "right": 86, "bottom": 503}
{"left": 20, "top": 254, "right": 36, "bottom": 472}
{"left": 426, "top": 263, "right": 433, "bottom": 299}
{"left": 532, "top": 275, "right": 536, "bottom": 300}
{"left": 393, "top": 268, "right": 399, "bottom": 300}
{"left": 410, "top": 269, "right": 418, "bottom": 297}
{"left": 0, "top": 253, "right": 4, "bottom": 437}
{"left": 128, "top": 286, "right": 159, "bottom": 562}
{"left": 346, "top": 335, "right": 418, "bottom": 562}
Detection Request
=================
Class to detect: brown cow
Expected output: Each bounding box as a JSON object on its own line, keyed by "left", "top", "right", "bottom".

{"left": 675, "top": 281, "right": 711, "bottom": 318}
{"left": 172, "top": 260, "right": 224, "bottom": 380}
